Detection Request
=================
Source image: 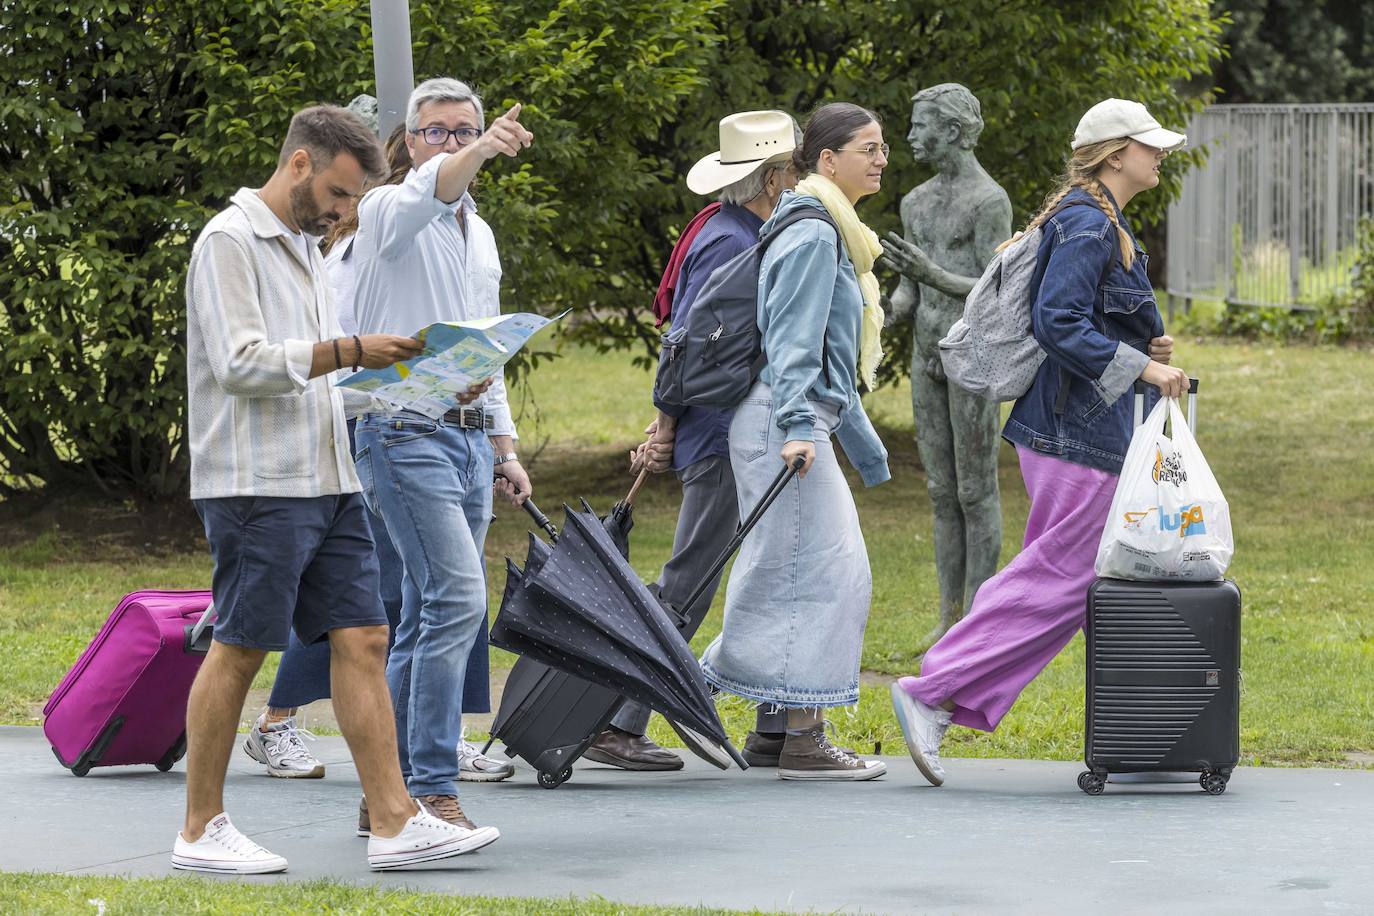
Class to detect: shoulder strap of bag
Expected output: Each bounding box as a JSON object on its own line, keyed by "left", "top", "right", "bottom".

{"left": 759, "top": 208, "right": 842, "bottom": 265}
{"left": 1047, "top": 199, "right": 1124, "bottom": 414}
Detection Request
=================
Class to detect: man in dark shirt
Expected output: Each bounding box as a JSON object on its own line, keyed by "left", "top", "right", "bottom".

{"left": 584, "top": 111, "right": 802, "bottom": 770}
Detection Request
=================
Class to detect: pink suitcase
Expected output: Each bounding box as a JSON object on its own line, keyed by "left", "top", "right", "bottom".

{"left": 43, "top": 590, "right": 214, "bottom": 776}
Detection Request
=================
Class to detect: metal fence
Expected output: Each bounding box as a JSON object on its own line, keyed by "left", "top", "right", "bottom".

{"left": 1166, "top": 104, "right": 1374, "bottom": 311}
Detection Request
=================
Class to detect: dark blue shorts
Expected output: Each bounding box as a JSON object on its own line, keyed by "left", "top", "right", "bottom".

{"left": 194, "top": 493, "right": 388, "bottom": 651}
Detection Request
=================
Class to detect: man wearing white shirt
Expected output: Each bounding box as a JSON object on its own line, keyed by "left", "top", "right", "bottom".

{"left": 178, "top": 105, "right": 500, "bottom": 874}
{"left": 351, "top": 78, "right": 534, "bottom": 832}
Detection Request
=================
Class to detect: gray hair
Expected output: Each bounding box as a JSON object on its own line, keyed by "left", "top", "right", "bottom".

{"left": 718, "top": 115, "right": 802, "bottom": 206}
{"left": 912, "top": 83, "right": 984, "bottom": 150}
{"left": 405, "top": 77, "right": 485, "bottom": 132}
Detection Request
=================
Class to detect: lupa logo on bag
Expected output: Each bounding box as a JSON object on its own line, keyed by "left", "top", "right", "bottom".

{"left": 1122, "top": 503, "right": 1208, "bottom": 538}
{"left": 1152, "top": 446, "right": 1187, "bottom": 485}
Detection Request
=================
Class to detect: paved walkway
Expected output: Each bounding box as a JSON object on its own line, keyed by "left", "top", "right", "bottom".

{"left": 4, "top": 726, "right": 1370, "bottom": 913}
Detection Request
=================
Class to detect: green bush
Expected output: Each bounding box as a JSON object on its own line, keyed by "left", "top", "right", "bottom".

{"left": 0, "top": 0, "right": 377, "bottom": 496}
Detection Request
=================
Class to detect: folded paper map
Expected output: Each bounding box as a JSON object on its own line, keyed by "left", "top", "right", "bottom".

{"left": 338, "top": 311, "right": 564, "bottom": 418}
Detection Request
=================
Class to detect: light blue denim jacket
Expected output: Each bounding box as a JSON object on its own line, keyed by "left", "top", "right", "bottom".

{"left": 756, "top": 192, "right": 890, "bottom": 487}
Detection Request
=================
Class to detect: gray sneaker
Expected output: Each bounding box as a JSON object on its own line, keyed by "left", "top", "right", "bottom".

{"left": 242, "top": 716, "right": 324, "bottom": 778}
{"left": 890, "top": 681, "right": 950, "bottom": 786}
{"left": 777, "top": 723, "right": 886, "bottom": 781}
{"left": 458, "top": 729, "right": 515, "bottom": 782}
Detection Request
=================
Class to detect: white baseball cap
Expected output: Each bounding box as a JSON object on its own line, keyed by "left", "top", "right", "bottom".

{"left": 1072, "top": 99, "right": 1187, "bottom": 151}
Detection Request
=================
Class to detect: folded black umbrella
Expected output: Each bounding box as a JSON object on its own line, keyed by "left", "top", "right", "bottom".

{"left": 499, "top": 502, "right": 737, "bottom": 759}
{"left": 489, "top": 460, "right": 803, "bottom": 779}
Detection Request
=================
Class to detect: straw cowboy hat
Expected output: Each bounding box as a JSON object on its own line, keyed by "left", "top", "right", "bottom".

{"left": 686, "top": 110, "right": 797, "bottom": 195}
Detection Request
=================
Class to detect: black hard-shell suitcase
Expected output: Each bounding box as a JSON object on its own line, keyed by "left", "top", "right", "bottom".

{"left": 1080, "top": 578, "right": 1241, "bottom": 795}
{"left": 487, "top": 461, "right": 801, "bottom": 788}
{"left": 1078, "top": 380, "right": 1241, "bottom": 796}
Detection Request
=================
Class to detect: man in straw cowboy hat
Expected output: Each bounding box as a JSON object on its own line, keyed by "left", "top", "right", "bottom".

{"left": 582, "top": 111, "right": 803, "bottom": 772}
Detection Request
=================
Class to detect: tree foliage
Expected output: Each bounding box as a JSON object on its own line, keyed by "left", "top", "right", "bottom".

{"left": 0, "top": 0, "right": 374, "bottom": 495}
{"left": 1, "top": 0, "right": 1221, "bottom": 496}
{"left": 1212, "top": 0, "right": 1374, "bottom": 103}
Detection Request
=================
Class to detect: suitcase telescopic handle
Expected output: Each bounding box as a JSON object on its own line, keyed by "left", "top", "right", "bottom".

{"left": 184, "top": 604, "right": 216, "bottom": 655}
{"left": 1134, "top": 377, "right": 1198, "bottom": 431}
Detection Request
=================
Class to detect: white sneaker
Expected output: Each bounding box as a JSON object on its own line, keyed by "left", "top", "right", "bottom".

{"left": 172, "top": 813, "right": 288, "bottom": 874}
{"left": 667, "top": 720, "right": 733, "bottom": 770}
{"left": 458, "top": 728, "right": 514, "bottom": 782}
{"left": 890, "top": 680, "right": 950, "bottom": 786}
{"left": 366, "top": 805, "right": 501, "bottom": 870}
{"left": 243, "top": 715, "right": 325, "bottom": 778}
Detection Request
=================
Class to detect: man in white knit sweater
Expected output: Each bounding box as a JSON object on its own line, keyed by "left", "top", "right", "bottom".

{"left": 177, "top": 105, "right": 499, "bottom": 874}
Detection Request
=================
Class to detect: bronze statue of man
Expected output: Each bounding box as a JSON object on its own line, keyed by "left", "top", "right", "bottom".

{"left": 881, "top": 83, "right": 1012, "bottom": 645}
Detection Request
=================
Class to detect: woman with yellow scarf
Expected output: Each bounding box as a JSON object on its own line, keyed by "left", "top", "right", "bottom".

{"left": 699, "top": 103, "right": 893, "bottom": 781}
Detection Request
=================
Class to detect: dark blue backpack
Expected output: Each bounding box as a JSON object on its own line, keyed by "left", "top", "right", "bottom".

{"left": 653, "top": 207, "right": 839, "bottom": 410}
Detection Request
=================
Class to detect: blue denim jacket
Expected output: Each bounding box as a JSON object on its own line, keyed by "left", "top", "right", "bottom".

{"left": 1003, "top": 188, "right": 1164, "bottom": 474}
{"left": 756, "top": 192, "right": 890, "bottom": 487}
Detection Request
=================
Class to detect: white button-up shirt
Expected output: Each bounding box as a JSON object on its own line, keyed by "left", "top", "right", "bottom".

{"left": 351, "top": 152, "right": 517, "bottom": 437}
{"left": 185, "top": 188, "right": 359, "bottom": 499}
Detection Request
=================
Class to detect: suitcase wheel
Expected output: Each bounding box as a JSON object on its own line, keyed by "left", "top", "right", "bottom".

{"left": 1077, "top": 770, "right": 1106, "bottom": 796}
{"left": 71, "top": 760, "right": 92, "bottom": 778}
{"left": 1200, "top": 771, "right": 1228, "bottom": 795}
{"left": 536, "top": 767, "right": 573, "bottom": 789}
{"left": 155, "top": 732, "right": 188, "bottom": 772}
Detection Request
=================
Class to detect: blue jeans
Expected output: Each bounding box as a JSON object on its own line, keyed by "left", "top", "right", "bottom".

{"left": 355, "top": 412, "right": 493, "bottom": 798}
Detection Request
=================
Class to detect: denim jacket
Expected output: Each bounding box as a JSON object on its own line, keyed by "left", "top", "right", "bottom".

{"left": 756, "top": 193, "right": 890, "bottom": 487}
{"left": 1003, "top": 188, "right": 1164, "bottom": 474}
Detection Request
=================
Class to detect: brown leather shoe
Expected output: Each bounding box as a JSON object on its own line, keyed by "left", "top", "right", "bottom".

{"left": 417, "top": 794, "right": 478, "bottom": 830}
{"left": 582, "top": 727, "right": 684, "bottom": 771}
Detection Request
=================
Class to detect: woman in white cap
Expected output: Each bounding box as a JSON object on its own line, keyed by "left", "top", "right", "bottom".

{"left": 699, "top": 102, "right": 892, "bottom": 781}
{"left": 890, "top": 99, "right": 1192, "bottom": 786}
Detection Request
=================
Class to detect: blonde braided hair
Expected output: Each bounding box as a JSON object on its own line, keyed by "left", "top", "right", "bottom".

{"left": 997, "top": 137, "right": 1135, "bottom": 270}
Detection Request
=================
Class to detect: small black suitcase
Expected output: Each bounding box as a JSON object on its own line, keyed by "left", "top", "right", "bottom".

{"left": 1080, "top": 578, "right": 1241, "bottom": 795}
{"left": 1078, "top": 380, "right": 1241, "bottom": 796}
{"left": 485, "top": 650, "right": 625, "bottom": 789}
{"left": 487, "top": 461, "right": 800, "bottom": 788}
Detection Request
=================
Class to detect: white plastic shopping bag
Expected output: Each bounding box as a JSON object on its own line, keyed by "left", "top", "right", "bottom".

{"left": 1095, "top": 396, "right": 1233, "bottom": 581}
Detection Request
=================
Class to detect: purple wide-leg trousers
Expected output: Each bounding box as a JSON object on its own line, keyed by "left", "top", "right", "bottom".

{"left": 902, "top": 446, "right": 1117, "bottom": 732}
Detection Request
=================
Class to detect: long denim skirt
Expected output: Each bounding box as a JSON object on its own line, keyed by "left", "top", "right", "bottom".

{"left": 700, "top": 383, "right": 872, "bottom": 708}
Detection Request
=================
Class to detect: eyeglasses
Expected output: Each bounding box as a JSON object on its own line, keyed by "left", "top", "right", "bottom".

{"left": 412, "top": 126, "right": 483, "bottom": 146}
{"left": 836, "top": 143, "right": 890, "bottom": 161}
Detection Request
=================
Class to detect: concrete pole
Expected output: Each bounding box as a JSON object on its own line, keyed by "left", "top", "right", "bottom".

{"left": 371, "top": 0, "right": 415, "bottom": 137}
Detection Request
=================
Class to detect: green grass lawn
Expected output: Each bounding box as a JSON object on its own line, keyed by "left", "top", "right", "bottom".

{"left": 0, "top": 873, "right": 777, "bottom": 915}
{"left": 2, "top": 338, "right": 1371, "bottom": 767}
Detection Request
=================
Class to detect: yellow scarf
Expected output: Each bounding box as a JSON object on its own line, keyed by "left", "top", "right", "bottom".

{"left": 792, "top": 174, "right": 885, "bottom": 389}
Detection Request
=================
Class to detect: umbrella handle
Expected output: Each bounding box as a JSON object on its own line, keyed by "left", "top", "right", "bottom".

{"left": 521, "top": 496, "right": 559, "bottom": 541}
{"left": 496, "top": 471, "right": 559, "bottom": 541}
{"left": 624, "top": 466, "right": 650, "bottom": 507}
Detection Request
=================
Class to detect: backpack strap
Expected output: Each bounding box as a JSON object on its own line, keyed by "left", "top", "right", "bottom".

{"left": 1045, "top": 199, "right": 1125, "bottom": 415}
{"left": 759, "top": 207, "right": 843, "bottom": 265}
{"left": 755, "top": 207, "right": 843, "bottom": 387}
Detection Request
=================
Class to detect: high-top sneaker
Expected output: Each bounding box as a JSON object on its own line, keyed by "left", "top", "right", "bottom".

{"left": 777, "top": 722, "right": 886, "bottom": 781}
